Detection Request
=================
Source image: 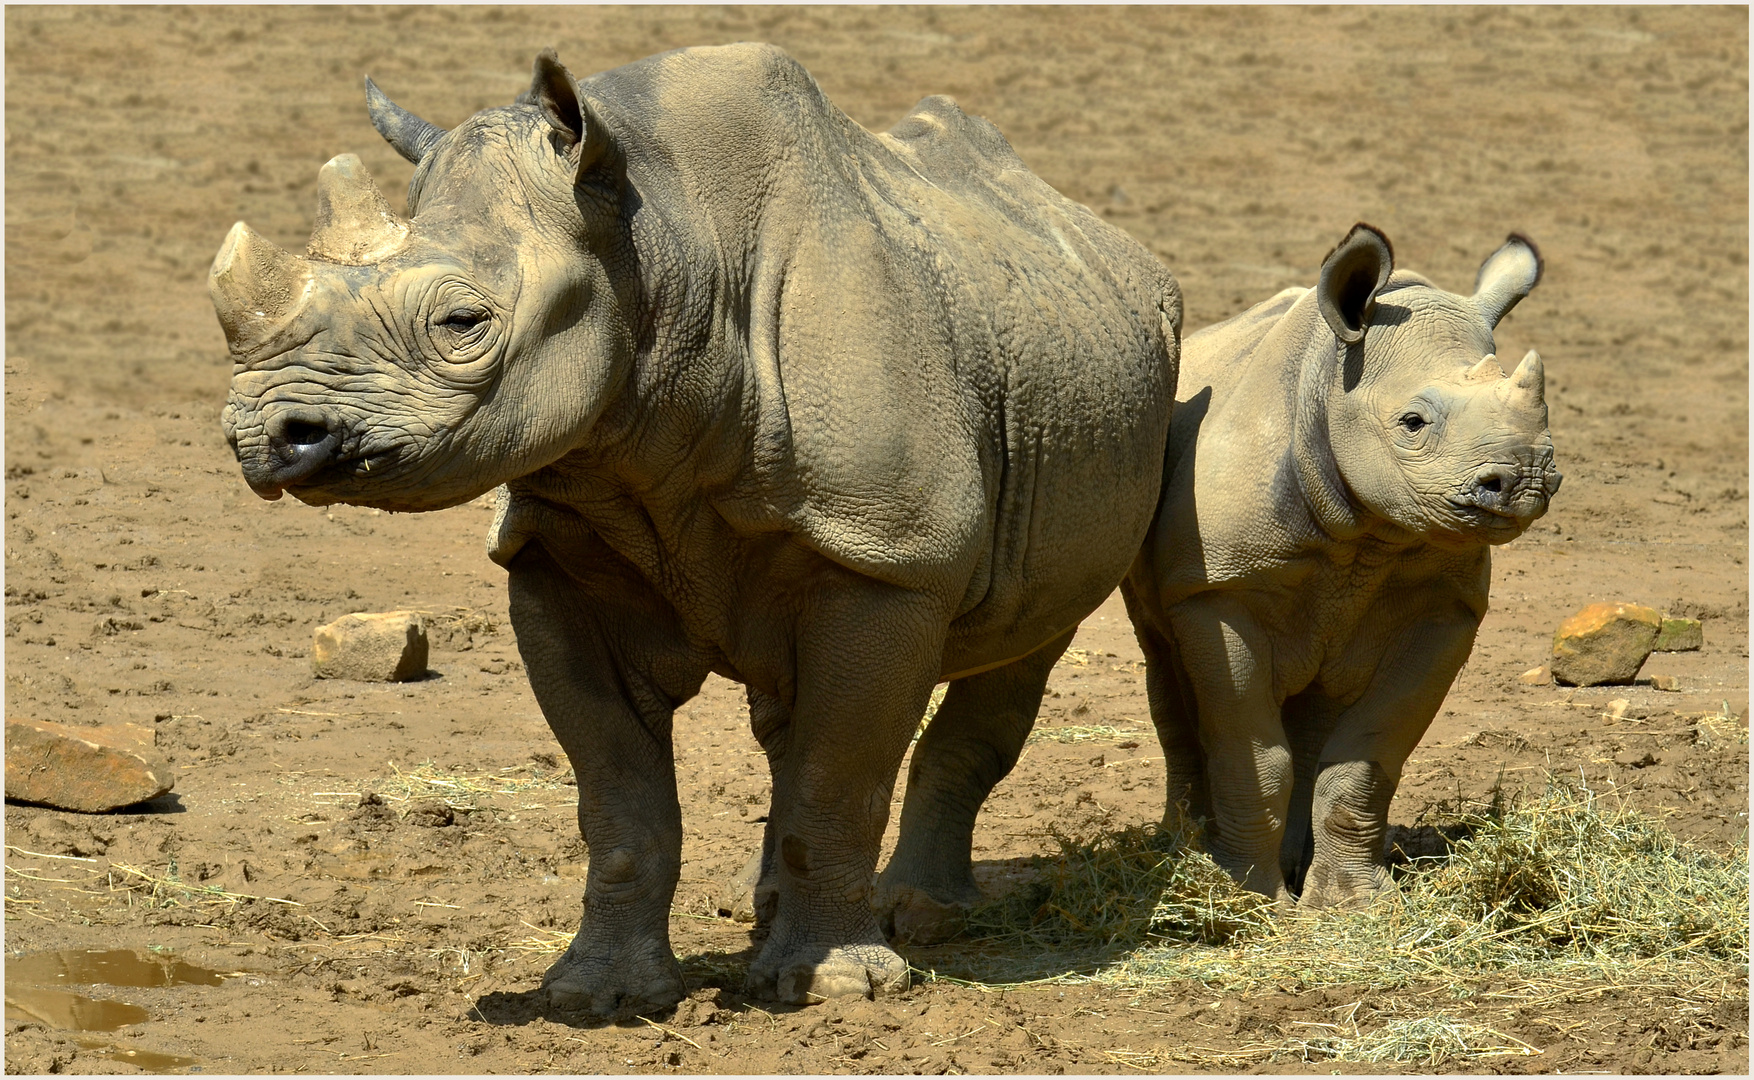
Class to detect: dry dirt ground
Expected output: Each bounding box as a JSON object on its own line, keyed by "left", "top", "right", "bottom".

{"left": 4, "top": 5, "right": 1748, "bottom": 1075}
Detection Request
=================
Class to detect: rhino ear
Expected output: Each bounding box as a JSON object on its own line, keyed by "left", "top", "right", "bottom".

{"left": 1317, "top": 223, "right": 1394, "bottom": 345}
{"left": 522, "top": 48, "right": 613, "bottom": 180}
{"left": 1473, "top": 233, "right": 1543, "bottom": 328}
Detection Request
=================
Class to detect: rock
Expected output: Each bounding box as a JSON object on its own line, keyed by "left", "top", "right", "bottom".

{"left": 407, "top": 799, "right": 454, "bottom": 828}
{"left": 1517, "top": 665, "right": 1551, "bottom": 685}
{"left": 348, "top": 792, "right": 400, "bottom": 832}
{"left": 1650, "top": 674, "right": 1680, "bottom": 692}
{"left": 1550, "top": 602, "right": 1661, "bottom": 686}
{"left": 5, "top": 718, "right": 174, "bottom": 812}
{"left": 1653, "top": 616, "right": 1703, "bottom": 652}
{"left": 311, "top": 611, "right": 428, "bottom": 681}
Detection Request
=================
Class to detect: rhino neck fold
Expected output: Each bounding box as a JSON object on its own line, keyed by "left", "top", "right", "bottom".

{"left": 1290, "top": 335, "right": 1368, "bottom": 544}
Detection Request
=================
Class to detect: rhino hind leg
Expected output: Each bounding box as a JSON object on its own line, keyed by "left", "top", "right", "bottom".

{"left": 1122, "top": 600, "right": 1211, "bottom": 836}
{"left": 507, "top": 543, "right": 699, "bottom": 1019}
{"left": 1277, "top": 691, "right": 1347, "bottom": 895}
{"left": 873, "top": 628, "right": 1076, "bottom": 946}
{"left": 743, "top": 582, "right": 948, "bottom": 1004}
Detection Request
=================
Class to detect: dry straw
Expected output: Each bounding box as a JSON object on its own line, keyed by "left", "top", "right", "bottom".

{"left": 950, "top": 773, "right": 1747, "bottom": 998}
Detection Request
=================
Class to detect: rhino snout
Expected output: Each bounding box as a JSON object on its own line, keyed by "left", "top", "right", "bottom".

{"left": 1467, "top": 462, "right": 1555, "bottom": 523}
{"left": 239, "top": 407, "right": 343, "bottom": 499}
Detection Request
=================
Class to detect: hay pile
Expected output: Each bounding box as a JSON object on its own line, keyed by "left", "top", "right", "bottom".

{"left": 956, "top": 775, "right": 1747, "bottom": 994}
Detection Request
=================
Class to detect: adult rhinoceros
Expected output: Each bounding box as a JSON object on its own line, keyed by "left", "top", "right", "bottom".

{"left": 1121, "top": 224, "right": 1559, "bottom": 908}
{"left": 211, "top": 45, "right": 1180, "bottom": 1014}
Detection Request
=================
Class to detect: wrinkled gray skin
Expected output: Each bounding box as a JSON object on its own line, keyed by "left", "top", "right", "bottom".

{"left": 211, "top": 45, "right": 1179, "bottom": 1014}
{"left": 1121, "top": 225, "right": 1559, "bottom": 908}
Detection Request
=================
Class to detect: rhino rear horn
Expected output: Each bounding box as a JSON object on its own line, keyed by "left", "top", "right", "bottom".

{"left": 1473, "top": 233, "right": 1543, "bottom": 328}
{"left": 365, "top": 75, "right": 448, "bottom": 164}
{"left": 1317, "top": 223, "right": 1394, "bottom": 345}
{"left": 209, "top": 222, "right": 313, "bottom": 350}
{"left": 521, "top": 48, "right": 614, "bottom": 178}
{"left": 307, "top": 154, "right": 409, "bottom": 265}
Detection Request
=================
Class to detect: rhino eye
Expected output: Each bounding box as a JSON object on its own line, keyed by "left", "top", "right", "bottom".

{"left": 1399, "top": 412, "right": 1428, "bottom": 433}
{"left": 438, "top": 308, "right": 489, "bottom": 333}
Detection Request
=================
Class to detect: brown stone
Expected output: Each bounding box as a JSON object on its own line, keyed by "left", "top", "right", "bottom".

{"left": 1517, "top": 665, "right": 1551, "bottom": 685}
{"left": 1654, "top": 616, "right": 1703, "bottom": 652}
{"left": 1550, "top": 602, "right": 1661, "bottom": 686}
{"left": 5, "top": 718, "right": 174, "bottom": 812}
{"left": 311, "top": 611, "right": 428, "bottom": 681}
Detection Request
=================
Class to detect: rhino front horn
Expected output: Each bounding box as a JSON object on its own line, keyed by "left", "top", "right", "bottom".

{"left": 209, "top": 221, "right": 313, "bottom": 350}
{"left": 1504, "top": 349, "right": 1546, "bottom": 406}
{"left": 307, "top": 154, "right": 409, "bottom": 265}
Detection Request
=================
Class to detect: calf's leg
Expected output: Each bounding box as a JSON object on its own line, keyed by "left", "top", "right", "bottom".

{"left": 1299, "top": 610, "right": 1478, "bottom": 909}
{"left": 1122, "top": 581, "right": 1211, "bottom": 834}
{"left": 1166, "top": 596, "right": 1294, "bottom": 903}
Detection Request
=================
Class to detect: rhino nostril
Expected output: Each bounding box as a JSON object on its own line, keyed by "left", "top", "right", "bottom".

{"left": 282, "top": 420, "right": 331, "bottom": 447}
{"left": 1478, "top": 476, "right": 1502, "bottom": 494}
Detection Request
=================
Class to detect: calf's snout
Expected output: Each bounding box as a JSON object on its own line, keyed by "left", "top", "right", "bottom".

{"left": 1469, "top": 461, "right": 1559, "bottom": 522}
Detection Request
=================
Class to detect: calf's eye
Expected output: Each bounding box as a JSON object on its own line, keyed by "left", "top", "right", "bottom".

{"left": 1399, "top": 413, "right": 1427, "bottom": 433}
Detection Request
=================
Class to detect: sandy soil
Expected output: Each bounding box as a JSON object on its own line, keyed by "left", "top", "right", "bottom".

{"left": 4, "top": 5, "right": 1747, "bottom": 1075}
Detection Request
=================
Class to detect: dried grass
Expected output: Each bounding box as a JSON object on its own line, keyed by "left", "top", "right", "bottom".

{"left": 104, "top": 862, "right": 302, "bottom": 908}
{"left": 949, "top": 774, "right": 1747, "bottom": 1003}
{"left": 1025, "top": 724, "right": 1144, "bottom": 745}
{"left": 315, "top": 760, "right": 576, "bottom": 812}
{"left": 1282, "top": 1013, "right": 1540, "bottom": 1065}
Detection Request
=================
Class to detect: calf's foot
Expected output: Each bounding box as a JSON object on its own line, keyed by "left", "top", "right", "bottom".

{"left": 1297, "top": 864, "right": 1390, "bottom": 910}
{"left": 872, "top": 873, "right": 982, "bottom": 946}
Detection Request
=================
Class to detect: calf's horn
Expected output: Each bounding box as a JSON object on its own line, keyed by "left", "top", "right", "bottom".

{"left": 366, "top": 76, "right": 447, "bottom": 164}
{"left": 306, "top": 154, "right": 409, "bottom": 265}
{"left": 209, "top": 222, "right": 313, "bottom": 350}
{"left": 1464, "top": 354, "right": 1505, "bottom": 382}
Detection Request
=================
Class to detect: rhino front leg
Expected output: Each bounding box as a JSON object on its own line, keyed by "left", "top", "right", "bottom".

{"left": 744, "top": 581, "right": 946, "bottom": 1005}
{"left": 1299, "top": 609, "right": 1478, "bottom": 910}
{"left": 1168, "top": 596, "right": 1294, "bottom": 903}
{"left": 507, "top": 543, "right": 703, "bottom": 1019}
{"left": 874, "top": 628, "right": 1075, "bottom": 946}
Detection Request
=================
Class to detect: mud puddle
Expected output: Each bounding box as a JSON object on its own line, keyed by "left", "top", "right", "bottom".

{"left": 4, "top": 949, "right": 228, "bottom": 1073}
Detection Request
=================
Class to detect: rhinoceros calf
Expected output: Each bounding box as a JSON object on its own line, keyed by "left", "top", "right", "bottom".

{"left": 1121, "top": 225, "right": 1559, "bottom": 908}
{"left": 211, "top": 45, "right": 1179, "bottom": 1012}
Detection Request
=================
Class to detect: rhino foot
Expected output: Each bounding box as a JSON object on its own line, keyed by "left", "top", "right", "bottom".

{"left": 745, "top": 940, "right": 909, "bottom": 1005}
{"left": 1296, "top": 861, "right": 1391, "bottom": 911}
{"left": 873, "top": 881, "right": 979, "bottom": 946}
{"left": 541, "top": 939, "right": 685, "bottom": 1020}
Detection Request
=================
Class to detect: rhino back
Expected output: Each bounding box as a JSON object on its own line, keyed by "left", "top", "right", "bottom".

{"left": 585, "top": 46, "right": 1177, "bottom": 663}
{"left": 1146, "top": 288, "right": 1323, "bottom": 597}
{"left": 862, "top": 96, "right": 1181, "bottom": 661}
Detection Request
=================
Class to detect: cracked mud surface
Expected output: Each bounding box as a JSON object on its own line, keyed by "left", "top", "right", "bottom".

{"left": 5, "top": 5, "right": 1746, "bottom": 1075}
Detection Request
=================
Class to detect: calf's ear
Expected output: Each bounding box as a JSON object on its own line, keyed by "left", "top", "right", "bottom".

{"left": 1317, "top": 223, "right": 1394, "bottom": 345}
{"left": 1472, "top": 233, "right": 1543, "bottom": 328}
{"left": 522, "top": 49, "right": 614, "bottom": 182}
